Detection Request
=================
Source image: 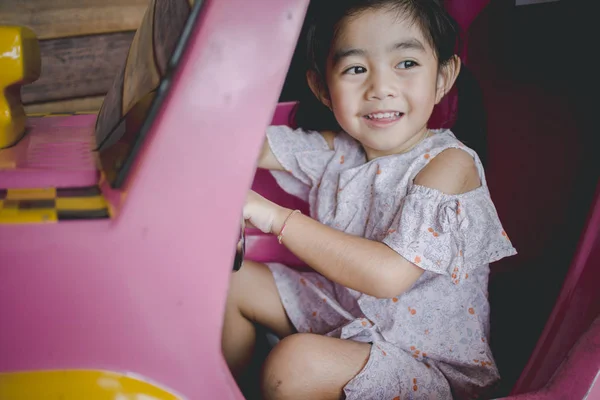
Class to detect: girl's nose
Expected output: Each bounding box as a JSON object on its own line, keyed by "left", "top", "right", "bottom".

{"left": 366, "top": 70, "right": 397, "bottom": 100}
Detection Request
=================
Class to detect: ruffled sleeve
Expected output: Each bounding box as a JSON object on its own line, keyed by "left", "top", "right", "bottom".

{"left": 267, "top": 125, "right": 335, "bottom": 202}
{"left": 382, "top": 184, "right": 516, "bottom": 283}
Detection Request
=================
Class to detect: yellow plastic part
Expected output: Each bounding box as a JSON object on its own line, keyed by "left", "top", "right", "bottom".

{"left": 5, "top": 187, "right": 56, "bottom": 200}
{"left": 0, "top": 201, "right": 57, "bottom": 224}
{"left": 56, "top": 196, "right": 107, "bottom": 210}
{"left": 0, "top": 187, "right": 109, "bottom": 224}
{"left": 0, "top": 370, "right": 180, "bottom": 399}
{"left": 0, "top": 26, "right": 41, "bottom": 149}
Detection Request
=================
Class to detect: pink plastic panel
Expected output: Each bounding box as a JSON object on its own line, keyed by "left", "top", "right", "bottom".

{"left": 0, "top": 1, "right": 309, "bottom": 400}
{"left": 499, "top": 317, "right": 600, "bottom": 400}
{"left": 588, "top": 374, "right": 600, "bottom": 400}
{"left": 511, "top": 181, "right": 600, "bottom": 394}
{"left": 0, "top": 115, "right": 98, "bottom": 189}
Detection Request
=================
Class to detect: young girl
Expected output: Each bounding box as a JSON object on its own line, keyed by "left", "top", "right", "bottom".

{"left": 223, "top": 1, "right": 516, "bottom": 399}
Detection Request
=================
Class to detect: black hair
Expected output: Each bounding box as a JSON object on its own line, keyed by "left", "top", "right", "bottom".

{"left": 289, "top": 0, "right": 487, "bottom": 165}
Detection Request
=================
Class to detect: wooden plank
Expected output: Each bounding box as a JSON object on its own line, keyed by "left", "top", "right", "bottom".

{"left": 0, "top": 0, "right": 149, "bottom": 40}
{"left": 21, "top": 32, "right": 135, "bottom": 105}
{"left": 24, "top": 96, "right": 105, "bottom": 114}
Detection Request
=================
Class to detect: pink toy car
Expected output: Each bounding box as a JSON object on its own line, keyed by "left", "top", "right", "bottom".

{"left": 0, "top": 0, "right": 598, "bottom": 398}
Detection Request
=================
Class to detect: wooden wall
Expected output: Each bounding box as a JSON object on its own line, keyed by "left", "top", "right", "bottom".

{"left": 0, "top": 0, "right": 149, "bottom": 114}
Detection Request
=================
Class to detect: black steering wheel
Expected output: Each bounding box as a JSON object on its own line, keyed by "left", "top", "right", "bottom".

{"left": 233, "top": 217, "right": 245, "bottom": 271}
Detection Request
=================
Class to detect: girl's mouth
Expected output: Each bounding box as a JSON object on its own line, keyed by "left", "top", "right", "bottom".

{"left": 363, "top": 111, "right": 404, "bottom": 127}
{"left": 364, "top": 111, "right": 403, "bottom": 120}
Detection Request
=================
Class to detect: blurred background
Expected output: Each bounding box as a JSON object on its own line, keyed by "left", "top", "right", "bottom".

{"left": 0, "top": 0, "right": 143, "bottom": 114}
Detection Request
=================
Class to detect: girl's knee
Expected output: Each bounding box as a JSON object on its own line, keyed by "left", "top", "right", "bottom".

{"left": 261, "top": 334, "right": 316, "bottom": 399}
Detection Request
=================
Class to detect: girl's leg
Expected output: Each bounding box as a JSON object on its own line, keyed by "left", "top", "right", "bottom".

{"left": 221, "top": 260, "right": 295, "bottom": 378}
{"left": 261, "top": 333, "right": 371, "bottom": 400}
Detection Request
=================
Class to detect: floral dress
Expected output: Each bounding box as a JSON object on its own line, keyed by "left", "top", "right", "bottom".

{"left": 265, "top": 126, "right": 517, "bottom": 399}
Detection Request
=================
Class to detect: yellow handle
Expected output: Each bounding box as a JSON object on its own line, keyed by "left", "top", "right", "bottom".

{"left": 0, "top": 25, "right": 41, "bottom": 149}
{"left": 0, "top": 369, "right": 180, "bottom": 399}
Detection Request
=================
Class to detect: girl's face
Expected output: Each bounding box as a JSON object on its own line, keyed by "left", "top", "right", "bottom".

{"left": 315, "top": 7, "right": 459, "bottom": 160}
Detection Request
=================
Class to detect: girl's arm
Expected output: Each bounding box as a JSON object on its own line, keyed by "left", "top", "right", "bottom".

{"left": 249, "top": 148, "right": 480, "bottom": 299}
{"left": 257, "top": 130, "right": 335, "bottom": 170}
{"left": 257, "top": 138, "right": 285, "bottom": 170}
{"left": 271, "top": 208, "right": 423, "bottom": 298}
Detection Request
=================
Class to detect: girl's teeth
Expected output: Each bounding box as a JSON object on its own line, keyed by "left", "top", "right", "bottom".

{"left": 368, "top": 112, "right": 400, "bottom": 119}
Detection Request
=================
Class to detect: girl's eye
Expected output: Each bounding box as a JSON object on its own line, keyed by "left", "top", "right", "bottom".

{"left": 396, "top": 60, "right": 418, "bottom": 69}
{"left": 343, "top": 66, "right": 367, "bottom": 75}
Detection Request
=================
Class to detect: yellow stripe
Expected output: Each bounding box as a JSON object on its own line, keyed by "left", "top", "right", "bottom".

{"left": 74, "top": 111, "right": 98, "bottom": 115}
{"left": 43, "top": 113, "right": 74, "bottom": 117}
{"left": 6, "top": 188, "right": 56, "bottom": 200}
{"left": 0, "top": 209, "right": 57, "bottom": 224}
{"left": 56, "top": 196, "right": 107, "bottom": 210}
{"left": 0, "top": 369, "right": 179, "bottom": 399}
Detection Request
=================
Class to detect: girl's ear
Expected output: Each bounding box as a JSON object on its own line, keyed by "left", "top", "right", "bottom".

{"left": 435, "top": 55, "right": 461, "bottom": 104}
{"left": 307, "top": 70, "right": 332, "bottom": 109}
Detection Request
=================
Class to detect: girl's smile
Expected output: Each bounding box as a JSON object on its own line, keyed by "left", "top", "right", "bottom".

{"left": 362, "top": 110, "right": 404, "bottom": 129}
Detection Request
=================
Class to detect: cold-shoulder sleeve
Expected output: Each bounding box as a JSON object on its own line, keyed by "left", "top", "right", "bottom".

{"left": 382, "top": 184, "right": 516, "bottom": 282}
{"left": 266, "top": 125, "right": 335, "bottom": 202}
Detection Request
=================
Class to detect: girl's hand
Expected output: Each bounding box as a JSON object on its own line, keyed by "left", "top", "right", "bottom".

{"left": 243, "top": 190, "right": 288, "bottom": 234}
